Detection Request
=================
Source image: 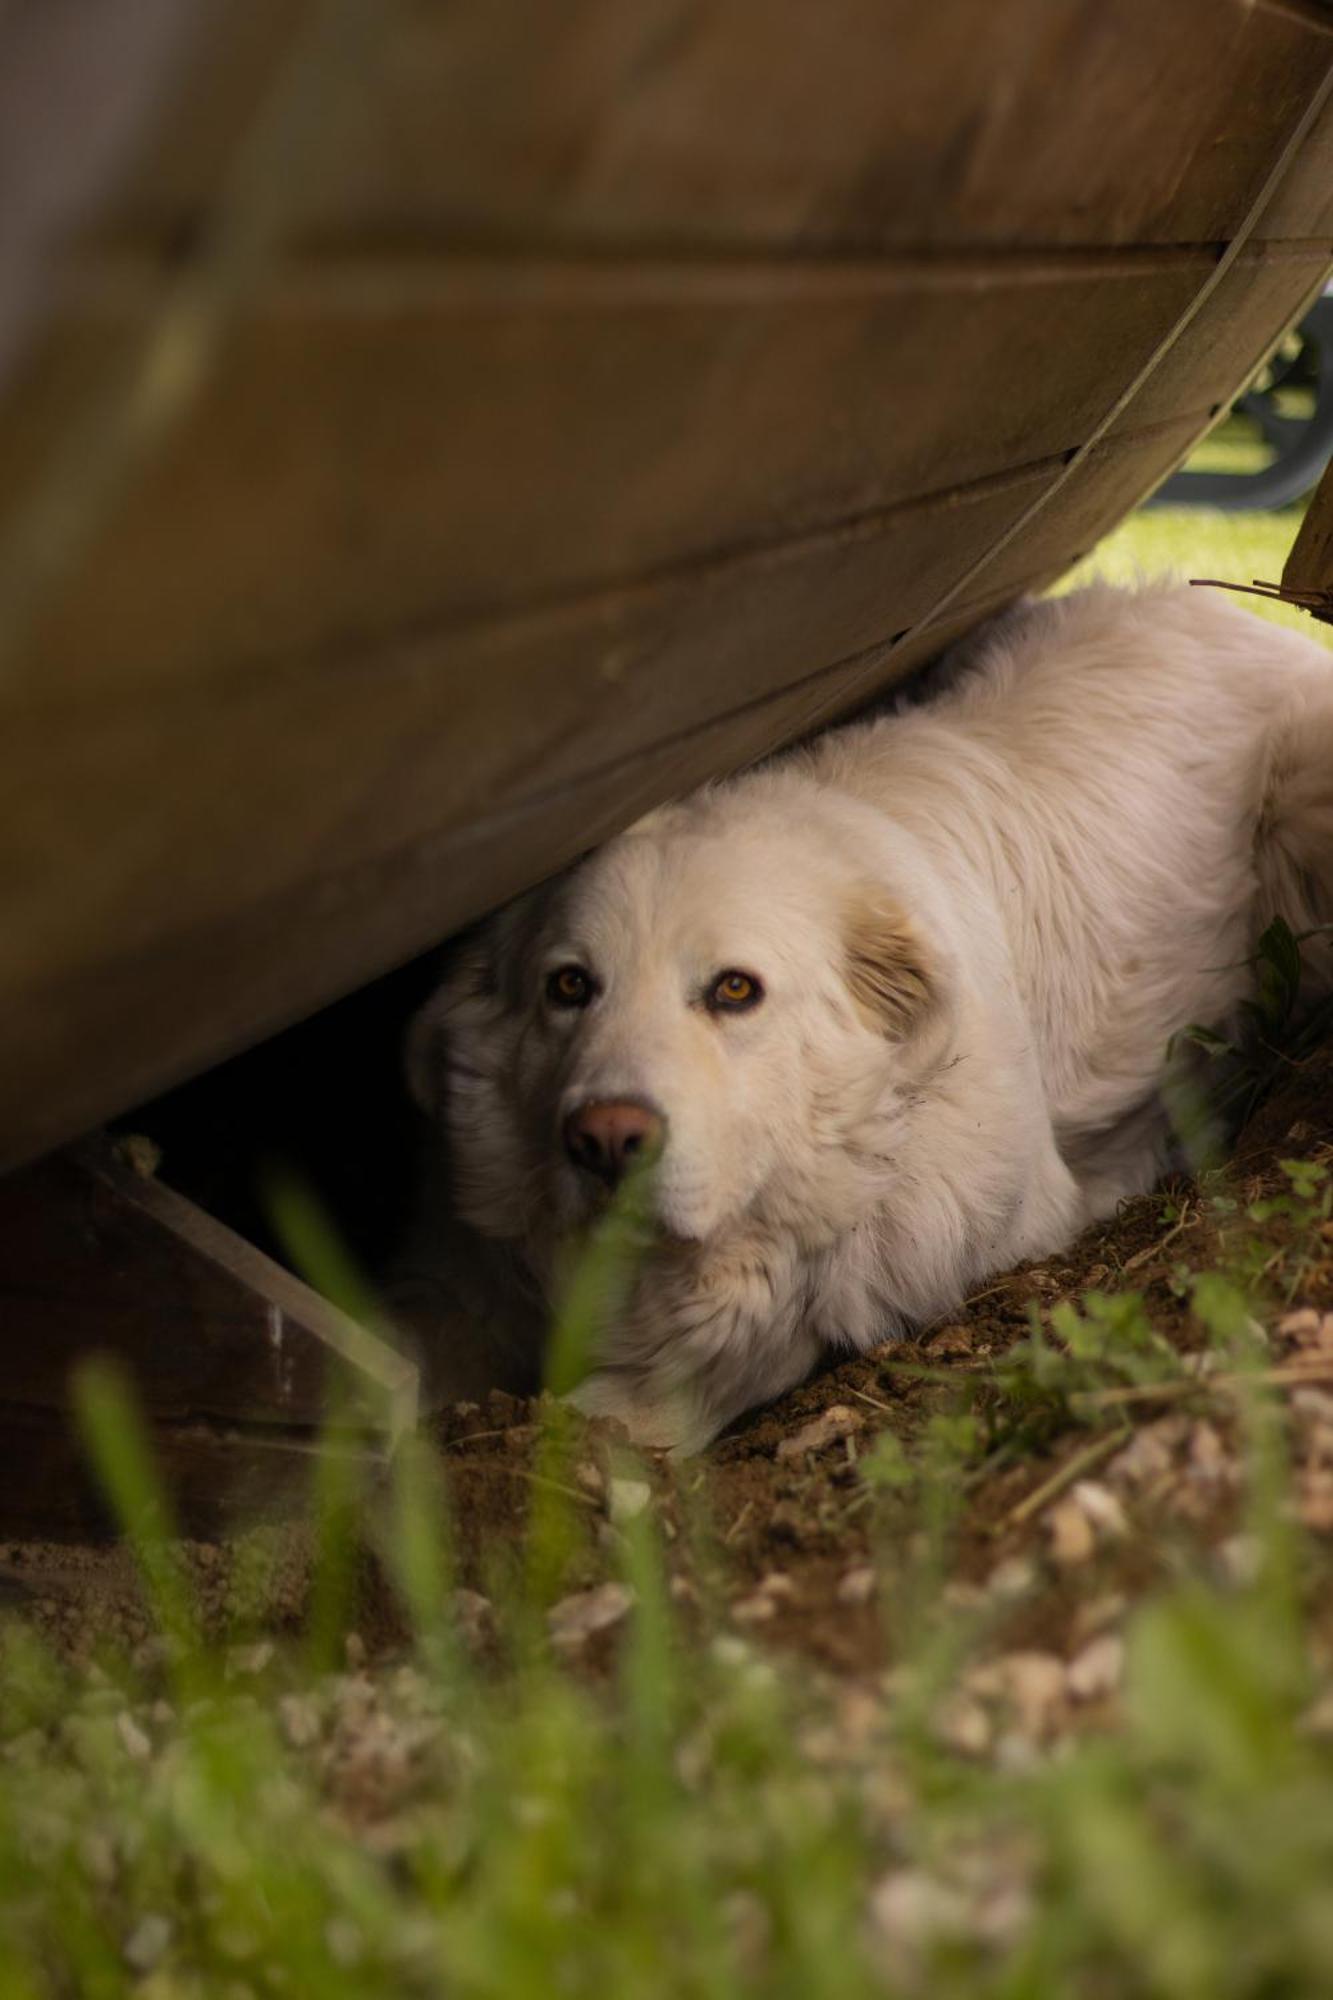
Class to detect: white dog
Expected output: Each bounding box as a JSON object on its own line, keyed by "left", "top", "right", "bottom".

{"left": 400, "top": 583, "right": 1333, "bottom": 1450}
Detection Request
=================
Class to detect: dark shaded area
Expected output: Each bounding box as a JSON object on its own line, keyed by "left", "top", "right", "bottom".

{"left": 113, "top": 953, "right": 442, "bottom": 1275}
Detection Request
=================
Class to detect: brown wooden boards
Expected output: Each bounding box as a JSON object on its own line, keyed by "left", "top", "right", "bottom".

{"left": 1, "top": 0, "right": 1333, "bottom": 1165}
{"left": 0, "top": 252, "right": 1254, "bottom": 693}
{"left": 111, "top": 0, "right": 1333, "bottom": 255}
{"left": 0, "top": 1138, "right": 417, "bottom": 1535}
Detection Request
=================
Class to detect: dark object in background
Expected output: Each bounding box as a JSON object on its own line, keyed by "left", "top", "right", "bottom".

{"left": 1152, "top": 293, "right": 1333, "bottom": 512}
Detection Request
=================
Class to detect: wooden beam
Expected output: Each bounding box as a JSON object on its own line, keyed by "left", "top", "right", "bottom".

{"left": 0, "top": 1137, "right": 417, "bottom": 1538}
{"left": 110, "top": 0, "right": 1333, "bottom": 254}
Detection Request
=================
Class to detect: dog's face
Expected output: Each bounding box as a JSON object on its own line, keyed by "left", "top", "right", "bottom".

{"left": 409, "top": 787, "right": 954, "bottom": 1268}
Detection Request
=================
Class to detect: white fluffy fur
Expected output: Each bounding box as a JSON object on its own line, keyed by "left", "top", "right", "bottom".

{"left": 401, "top": 583, "right": 1333, "bottom": 1450}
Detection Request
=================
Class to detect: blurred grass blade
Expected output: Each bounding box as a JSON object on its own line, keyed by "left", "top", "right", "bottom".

{"left": 385, "top": 1428, "right": 461, "bottom": 1676}
{"left": 521, "top": 1150, "right": 660, "bottom": 1609}
{"left": 305, "top": 1364, "right": 366, "bottom": 1675}
{"left": 260, "top": 1158, "right": 388, "bottom": 1334}
{"left": 70, "top": 1355, "right": 200, "bottom": 1673}
{"left": 544, "top": 1146, "right": 659, "bottom": 1397}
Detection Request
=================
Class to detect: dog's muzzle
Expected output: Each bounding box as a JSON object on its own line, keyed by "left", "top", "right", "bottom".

{"left": 563, "top": 1098, "right": 665, "bottom": 1189}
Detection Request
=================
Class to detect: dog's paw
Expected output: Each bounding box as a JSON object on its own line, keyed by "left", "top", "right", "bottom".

{"left": 566, "top": 1370, "right": 711, "bottom": 1455}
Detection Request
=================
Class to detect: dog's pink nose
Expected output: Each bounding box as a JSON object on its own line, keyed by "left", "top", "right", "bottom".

{"left": 563, "top": 1100, "right": 664, "bottom": 1187}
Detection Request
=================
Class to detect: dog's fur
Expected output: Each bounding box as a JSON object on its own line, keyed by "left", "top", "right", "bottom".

{"left": 401, "top": 583, "right": 1333, "bottom": 1450}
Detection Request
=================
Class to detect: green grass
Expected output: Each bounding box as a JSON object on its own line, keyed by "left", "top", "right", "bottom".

{"left": 5, "top": 1258, "right": 1333, "bottom": 1998}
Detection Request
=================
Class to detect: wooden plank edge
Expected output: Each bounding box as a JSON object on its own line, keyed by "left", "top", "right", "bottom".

{"left": 75, "top": 1137, "right": 419, "bottom": 1446}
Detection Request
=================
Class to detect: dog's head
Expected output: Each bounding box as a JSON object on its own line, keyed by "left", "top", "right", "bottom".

{"left": 408, "top": 781, "right": 957, "bottom": 1268}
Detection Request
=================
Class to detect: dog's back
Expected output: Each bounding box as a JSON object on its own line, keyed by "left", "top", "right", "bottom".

{"left": 803, "top": 582, "right": 1333, "bottom": 1175}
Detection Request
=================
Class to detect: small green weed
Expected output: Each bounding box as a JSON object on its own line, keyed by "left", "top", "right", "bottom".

{"left": 1168, "top": 918, "right": 1333, "bottom": 1167}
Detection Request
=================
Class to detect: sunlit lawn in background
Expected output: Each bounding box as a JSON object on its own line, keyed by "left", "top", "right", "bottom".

{"left": 1064, "top": 412, "right": 1331, "bottom": 649}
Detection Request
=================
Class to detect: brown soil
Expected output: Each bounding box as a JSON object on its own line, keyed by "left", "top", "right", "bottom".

{"left": 8, "top": 1045, "right": 1333, "bottom": 1685}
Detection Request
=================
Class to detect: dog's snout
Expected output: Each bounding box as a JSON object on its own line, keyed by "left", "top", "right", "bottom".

{"left": 563, "top": 1100, "right": 664, "bottom": 1186}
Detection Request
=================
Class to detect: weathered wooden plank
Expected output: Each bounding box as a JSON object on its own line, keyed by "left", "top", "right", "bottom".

{"left": 109, "top": 0, "right": 1333, "bottom": 253}
{"left": 0, "top": 414, "right": 1195, "bottom": 1166}
{"left": 1109, "top": 247, "right": 1333, "bottom": 434}
{"left": 0, "top": 1402, "right": 396, "bottom": 1542}
{"left": 0, "top": 1140, "right": 417, "bottom": 1435}
{"left": 1266, "top": 82, "right": 1333, "bottom": 240}
{"left": 784, "top": 411, "right": 1216, "bottom": 740}
{"left": 1, "top": 253, "right": 1261, "bottom": 697}
{"left": 0, "top": 421, "right": 1196, "bottom": 1006}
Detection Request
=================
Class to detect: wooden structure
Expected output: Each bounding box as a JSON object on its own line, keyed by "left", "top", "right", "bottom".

{"left": 3, "top": 0, "right": 1333, "bottom": 1175}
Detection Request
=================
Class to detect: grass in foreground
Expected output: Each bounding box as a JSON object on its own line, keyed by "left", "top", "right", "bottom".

{"left": 6, "top": 1092, "right": 1333, "bottom": 1997}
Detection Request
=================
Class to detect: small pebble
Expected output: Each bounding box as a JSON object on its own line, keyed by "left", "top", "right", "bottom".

{"left": 1187, "top": 1421, "right": 1231, "bottom": 1481}
{"left": 837, "top": 1565, "right": 878, "bottom": 1606}
{"left": 1070, "top": 1480, "right": 1129, "bottom": 1539}
{"left": 450, "top": 1589, "right": 495, "bottom": 1648}
{"left": 968, "top": 1651, "right": 1066, "bottom": 1740}
{"left": 608, "top": 1477, "right": 653, "bottom": 1525}
{"left": 731, "top": 1592, "right": 778, "bottom": 1624}
{"left": 986, "top": 1555, "right": 1037, "bottom": 1600}
{"left": 1217, "top": 1533, "right": 1262, "bottom": 1587}
{"left": 1070, "top": 1591, "right": 1127, "bottom": 1641}
{"left": 870, "top": 1869, "right": 968, "bottom": 1949}
{"left": 1047, "top": 1496, "right": 1096, "bottom": 1566}
{"left": 1301, "top": 1686, "right": 1333, "bottom": 1736}
{"left": 124, "top": 1915, "right": 172, "bottom": 1975}
{"left": 115, "top": 1711, "right": 152, "bottom": 1762}
{"left": 776, "top": 1405, "right": 865, "bottom": 1460}
{"left": 278, "top": 1693, "right": 322, "bottom": 1749}
{"left": 227, "top": 1640, "right": 274, "bottom": 1679}
{"left": 1293, "top": 1387, "right": 1333, "bottom": 1426}
{"left": 932, "top": 1692, "right": 992, "bottom": 1757}
{"left": 548, "top": 1582, "right": 634, "bottom": 1652}
{"left": 1066, "top": 1633, "right": 1124, "bottom": 1701}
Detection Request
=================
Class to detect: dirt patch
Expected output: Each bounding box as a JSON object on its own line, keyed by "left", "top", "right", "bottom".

{"left": 8, "top": 1046, "right": 1333, "bottom": 1683}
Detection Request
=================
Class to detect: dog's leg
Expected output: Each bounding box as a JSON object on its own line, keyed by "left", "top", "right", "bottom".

{"left": 568, "top": 1240, "right": 824, "bottom": 1453}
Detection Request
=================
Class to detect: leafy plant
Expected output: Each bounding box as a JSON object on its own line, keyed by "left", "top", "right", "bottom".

{"left": 1167, "top": 917, "right": 1333, "bottom": 1166}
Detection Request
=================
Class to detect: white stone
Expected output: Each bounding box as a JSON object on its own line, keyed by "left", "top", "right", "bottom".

{"left": 547, "top": 1581, "right": 634, "bottom": 1651}
{"left": 776, "top": 1404, "right": 865, "bottom": 1460}
{"left": 1066, "top": 1633, "right": 1124, "bottom": 1701}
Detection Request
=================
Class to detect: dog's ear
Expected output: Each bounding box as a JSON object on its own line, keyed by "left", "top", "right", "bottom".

{"left": 842, "top": 891, "right": 941, "bottom": 1041}
{"left": 404, "top": 988, "right": 451, "bottom": 1119}
{"left": 404, "top": 938, "right": 496, "bottom": 1118}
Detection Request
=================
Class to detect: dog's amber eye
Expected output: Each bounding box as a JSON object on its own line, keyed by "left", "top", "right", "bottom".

{"left": 546, "top": 964, "right": 594, "bottom": 1009}
{"left": 708, "top": 969, "right": 763, "bottom": 1013}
